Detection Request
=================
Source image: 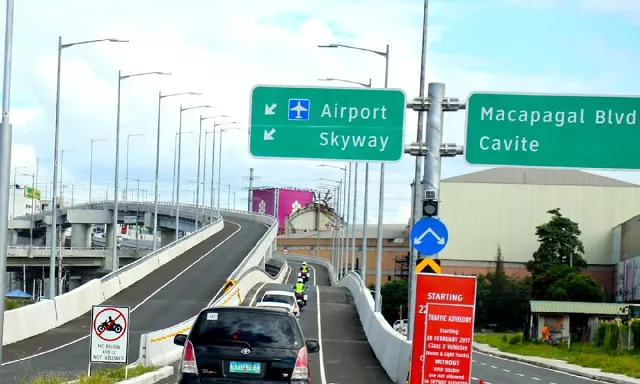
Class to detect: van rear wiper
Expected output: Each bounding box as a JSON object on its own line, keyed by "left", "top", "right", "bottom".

{"left": 214, "top": 339, "right": 252, "bottom": 348}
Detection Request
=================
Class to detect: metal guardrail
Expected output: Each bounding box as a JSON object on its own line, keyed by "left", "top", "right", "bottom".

{"left": 8, "top": 246, "right": 107, "bottom": 251}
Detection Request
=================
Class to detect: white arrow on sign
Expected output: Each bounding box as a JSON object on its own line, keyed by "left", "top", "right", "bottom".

{"left": 263, "top": 128, "right": 276, "bottom": 140}
{"left": 264, "top": 103, "right": 277, "bottom": 115}
{"left": 413, "top": 228, "right": 445, "bottom": 245}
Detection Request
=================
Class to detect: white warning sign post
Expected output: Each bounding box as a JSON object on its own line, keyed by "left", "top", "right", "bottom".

{"left": 90, "top": 305, "right": 130, "bottom": 363}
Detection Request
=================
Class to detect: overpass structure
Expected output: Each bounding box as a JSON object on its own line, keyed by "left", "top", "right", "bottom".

{"left": 7, "top": 200, "right": 215, "bottom": 270}
{"left": 0, "top": 204, "right": 600, "bottom": 384}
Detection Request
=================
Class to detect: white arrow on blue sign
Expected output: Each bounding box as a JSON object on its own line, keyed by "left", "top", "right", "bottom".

{"left": 410, "top": 217, "right": 449, "bottom": 255}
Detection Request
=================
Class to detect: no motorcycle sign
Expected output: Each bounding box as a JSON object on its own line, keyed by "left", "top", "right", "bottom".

{"left": 90, "top": 305, "right": 130, "bottom": 363}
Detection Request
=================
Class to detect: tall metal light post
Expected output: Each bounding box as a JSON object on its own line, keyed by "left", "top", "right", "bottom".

{"left": 175, "top": 105, "right": 214, "bottom": 241}
{"left": 125, "top": 133, "right": 144, "bottom": 201}
{"left": 318, "top": 77, "right": 371, "bottom": 88}
{"left": 35, "top": 158, "right": 50, "bottom": 211}
{"left": 89, "top": 138, "right": 106, "bottom": 203}
{"left": 112, "top": 70, "right": 170, "bottom": 272}
{"left": 209, "top": 121, "right": 236, "bottom": 217}
{"left": 60, "top": 149, "right": 75, "bottom": 200}
{"left": 319, "top": 76, "right": 372, "bottom": 279}
{"left": 0, "top": 0, "right": 15, "bottom": 360}
{"left": 196, "top": 114, "right": 228, "bottom": 230}
{"left": 21, "top": 173, "right": 35, "bottom": 249}
{"left": 172, "top": 131, "right": 195, "bottom": 209}
{"left": 126, "top": 177, "right": 140, "bottom": 250}
{"left": 153, "top": 91, "right": 200, "bottom": 251}
{"left": 318, "top": 178, "right": 342, "bottom": 272}
{"left": 317, "top": 164, "right": 347, "bottom": 278}
{"left": 319, "top": 42, "right": 390, "bottom": 310}
{"left": 216, "top": 124, "right": 240, "bottom": 217}
{"left": 50, "top": 36, "right": 128, "bottom": 300}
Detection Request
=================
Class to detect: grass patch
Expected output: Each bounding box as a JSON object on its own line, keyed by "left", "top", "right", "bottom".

{"left": 6, "top": 299, "right": 31, "bottom": 310}
{"left": 474, "top": 333, "right": 640, "bottom": 378}
{"left": 20, "top": 364, "right": 158, "bottom": 384}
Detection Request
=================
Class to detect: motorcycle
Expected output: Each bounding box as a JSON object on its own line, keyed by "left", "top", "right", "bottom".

{"left": 298, "top": 270, "right": 309, "bottom": 283}
{"left": 97, "top": 319, "right": 123, "bottom": 333}
{"left": 295, "top": 292, "right": 308, "bottom": 309}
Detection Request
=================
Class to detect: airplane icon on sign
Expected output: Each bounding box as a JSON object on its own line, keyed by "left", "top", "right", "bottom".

{"left": 288, "top": 99, "right": 310, "bottom": 121}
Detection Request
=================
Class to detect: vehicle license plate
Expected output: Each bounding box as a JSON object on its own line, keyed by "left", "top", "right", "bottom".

{"left": 229, "top": 361, "right": 261, "bottom": 374}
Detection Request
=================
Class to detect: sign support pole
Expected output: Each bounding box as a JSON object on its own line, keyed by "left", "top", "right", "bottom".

{"left": 408, "top": 83, "right": 445, "bottom": 340}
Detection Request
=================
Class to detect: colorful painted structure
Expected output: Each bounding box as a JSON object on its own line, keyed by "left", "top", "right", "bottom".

{"left": 250, "top": 187, "right": 315, "bottom": 235}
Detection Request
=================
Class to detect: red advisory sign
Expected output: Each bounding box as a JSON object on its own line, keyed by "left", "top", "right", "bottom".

{"left": 410, "top": 273, "right": 477, "bottom": 384}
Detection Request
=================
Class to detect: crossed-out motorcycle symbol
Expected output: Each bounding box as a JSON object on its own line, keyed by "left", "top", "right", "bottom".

{"left": 97, "top": 316, "right": 123, "bottom": 334}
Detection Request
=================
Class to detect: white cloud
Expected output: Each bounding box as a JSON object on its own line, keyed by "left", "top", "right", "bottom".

{"left": 2, "top": 0, "right": 637, "bottom": 224}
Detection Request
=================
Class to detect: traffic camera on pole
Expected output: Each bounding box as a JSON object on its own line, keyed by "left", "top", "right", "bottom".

{"left": 422, "top": 190, "right": 438, "bottom": 218}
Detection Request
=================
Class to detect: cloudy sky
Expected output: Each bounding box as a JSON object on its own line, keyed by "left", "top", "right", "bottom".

{"left": 3, "top": 0, "right": 640, "bottom": 224}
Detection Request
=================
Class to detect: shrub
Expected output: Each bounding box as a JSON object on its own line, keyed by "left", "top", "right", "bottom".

{"left": 508, "top": 334, "right": 523, "bottom": 345}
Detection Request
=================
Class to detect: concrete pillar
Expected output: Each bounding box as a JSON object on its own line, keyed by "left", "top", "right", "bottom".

{"left": 156, "top": 229, "right": 162, "bottom": 248}
{"left": 44, "top": 225, "right": 55, "bottom": 247}
{"left": 71, "top": 223, "right": 92, "bottom": 248}
{"left": 68, "top": 276, "right": 82, "bottom": 291}
{"left": 104, "top": 224, "right": 115, "bottom": 272}
{"left": 8, "top": 230, "right": 17, "bottom": 246}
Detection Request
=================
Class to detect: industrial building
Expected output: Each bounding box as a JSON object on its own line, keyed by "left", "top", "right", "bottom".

{"left": 277, "top": 167, "right": 640, "bottom": 295}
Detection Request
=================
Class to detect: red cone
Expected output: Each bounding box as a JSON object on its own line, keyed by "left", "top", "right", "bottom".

{"left": 479, "top": 381, "right": 484, "bottom": 384}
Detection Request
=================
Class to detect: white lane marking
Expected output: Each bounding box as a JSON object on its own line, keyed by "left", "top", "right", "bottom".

{"left": 285, "top": 263, "right": 293, "bottom": 283}
{"left": 249, "top": 282, "right": 267, "bottom": 306}
{"left": 2, "top": 220, "right": 244, "bottom": 366}
{"left": 309, "top": 265, "right": 317, "bottom": 287}
{"left": 502, "top": 369, "right": 510, "bottom": 372}
{"left": 206, "top": 220, "right": 270, "bottom": 307}
{"left": 473, "top": 350, "right": 610, "bottom": 383}
{"left": 316, "top": 287, "right": 327, "bottom": 384}
{"left": 531, "top": 377, "right": 541, "bottom": 381}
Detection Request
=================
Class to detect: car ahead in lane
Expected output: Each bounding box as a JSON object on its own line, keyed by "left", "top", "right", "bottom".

{"left": 174, "top": 306, "right": 320, "bottom": 383}
{"left": 258, "top": 290, "right": 300, "bottom": 316}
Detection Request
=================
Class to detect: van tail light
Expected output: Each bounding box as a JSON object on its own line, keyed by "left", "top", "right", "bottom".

{"left": 181, "top": 340, "right": 199, "bottom": 375}
{"left": 291, "top": 346, "right": 309, "bottom": 380}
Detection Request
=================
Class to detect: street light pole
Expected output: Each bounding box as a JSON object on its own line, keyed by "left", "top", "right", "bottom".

{"left": 35, "top": 158, "right": 49, "bottom": 212}
{"left": 89, "top": 138, "right": 106, "bottom": 203}
{"left": 318, "top": 42, "right": 390, "bottom": 309}
{"left": 175, "top": 104, "right": 214, "bottom": 241}
{"left": 197, "top": 115, "right": 229, "bottom": 228}
{"left": 317, "top": 77, "right": 372, "bottom": 88}
{"left": 127, "top": 177, "right": 140, "bottom": 250}
{"left": 153, "top": 91, "right": 200, "bottom": 251}
{"left": 112, "top": 70, "right": 170, "bottom": 272}
{"left": 50, "top": 36, "right": 128, "bottom": 299}
{"left": 60, "top": 149, "right": 75, "bottom": 201}
{"left": 216, "top": 124, "right": 240, "bottom": 217}
{"left": 125, "top": 133, "right": 144, "bottom": 201}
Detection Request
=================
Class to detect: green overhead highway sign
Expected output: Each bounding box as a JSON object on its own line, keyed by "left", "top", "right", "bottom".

{"left": 248, "top": 85, "right": 406, "bottom": 161}
{"left": 464, "top": 92, "right": 640, "bottom": 170}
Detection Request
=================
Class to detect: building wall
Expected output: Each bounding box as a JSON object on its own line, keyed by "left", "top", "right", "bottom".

{"left": 438, "top": 182, "right": 640, "bottom": 265}
{"left": 9, "top": 186, "right": 42, "bottom": 220}
{"left": 251, "top": 188, "right": 314, "bottom": 231}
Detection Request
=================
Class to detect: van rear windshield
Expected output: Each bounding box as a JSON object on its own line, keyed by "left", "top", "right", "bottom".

{"left": 191, "top": 310, "right": 303, "bottom": 349}
{"left": 262, "top": 294, "right": 294, "bottom": 305}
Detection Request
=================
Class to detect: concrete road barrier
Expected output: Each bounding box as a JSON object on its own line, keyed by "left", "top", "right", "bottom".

{"left": 281, "top": 254, "right": 411, "bottom": 384}
{"left": 3, "top": 212, "right": 224, "bottom": 346}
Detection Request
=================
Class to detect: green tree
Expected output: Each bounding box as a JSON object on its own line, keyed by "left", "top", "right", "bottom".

{"left": 525, "top": 208, "right": 587, "bottom": 275}
{"left": 380, "top": 279, "right": 408, "bottom": 325}
{"left": 531, "top": 264, "right": 604, "bottom": 302}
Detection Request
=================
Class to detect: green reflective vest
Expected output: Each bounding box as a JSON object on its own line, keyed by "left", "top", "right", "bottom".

{"left": 295, "top": 283, "right": 304, "bottom": 293}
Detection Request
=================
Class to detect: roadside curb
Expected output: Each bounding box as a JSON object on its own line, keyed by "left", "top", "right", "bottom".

{"left": 472, "top": 343, "right": 640, "bottom": 384}
{"left": 115, "top": 366, "right": 174, "bottom": 384}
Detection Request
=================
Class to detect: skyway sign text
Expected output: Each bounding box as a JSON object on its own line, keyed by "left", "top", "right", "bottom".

{"left": 249, "top": 85, "right": 406, "bottom": 161}
{"left": 464, "top": 92, "right": 640, "bottom": 170}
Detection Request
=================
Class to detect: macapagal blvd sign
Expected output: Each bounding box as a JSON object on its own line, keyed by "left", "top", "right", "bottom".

{"left": 464, "top": 92, "right": 640, "bottom": 170}
{"left": 248, "top": 85, "right": 406, "bottom": 162}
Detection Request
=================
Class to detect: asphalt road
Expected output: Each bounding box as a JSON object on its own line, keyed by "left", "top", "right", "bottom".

{"left": 471, "top": 349, "right": 608, "bottom": 384}
{"left": 247, "top": 262, "right": 392, "bottom": 384}
{"left": 0, "top": 216, "right": 268, "bottom": 383}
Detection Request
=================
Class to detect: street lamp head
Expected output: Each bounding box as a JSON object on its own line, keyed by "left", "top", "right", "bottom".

{"left": 318, "top": 44, "right": 339, "bottom": 48}
{"left": 108, "top": 39, "right": 129, "bottom": 43}
{"left": 182, "top": 104, "right": 215, "bottom": 112}
{"left": 128, "top": 133, "right": 144, "bottom": 138}
{"left": 201, "top": 114, "right": 230, "bottom": 121}
{"left": 318, "top": 78, "right": 335, "bottom": 82}
{"left": 154, "top": 72, "right": 172, "bottom": 76}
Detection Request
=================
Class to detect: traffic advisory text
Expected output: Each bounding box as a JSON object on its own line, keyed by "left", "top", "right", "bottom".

{"left": 475, "top": 106, "right": 638, "bottom": 154}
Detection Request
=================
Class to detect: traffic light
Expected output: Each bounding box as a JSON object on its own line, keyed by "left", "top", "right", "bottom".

{"left": 422, "top": 199, "right": 438, "bottom": 217}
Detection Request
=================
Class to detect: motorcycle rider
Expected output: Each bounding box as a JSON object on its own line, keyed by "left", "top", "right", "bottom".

{"left": 300, "top": 262, "right": 309, "bottom": 273}
{"left": 293, "top": 278, "right": 307, "bottom": 305}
